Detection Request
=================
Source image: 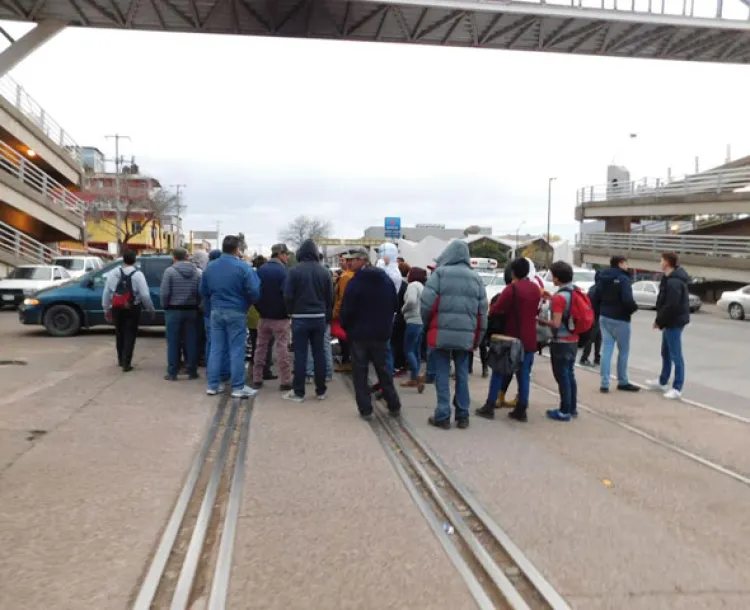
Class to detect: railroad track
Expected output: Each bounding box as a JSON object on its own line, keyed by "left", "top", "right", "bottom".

{"left": 131, "top": 393, "right": 254, "bottom": 610}
{"left": 346, "top": 375, "right": 570, "bottom": 610}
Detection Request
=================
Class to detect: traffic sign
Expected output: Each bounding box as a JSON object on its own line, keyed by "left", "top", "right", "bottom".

{"left": 384, "top": 217, "right": 401, "bottom": 239}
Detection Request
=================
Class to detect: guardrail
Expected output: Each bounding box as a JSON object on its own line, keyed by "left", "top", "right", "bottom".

{"left": 578, "top": 166, "right": 750, "bottom": 205}
{"left": 577, "top": 232, "right": 750, "bottom": 259}
{"left": 0, "top": 140, "right": 85, "bottom": 218}
{"left": 0, "top": 220, "right": 59, "bottom": 265}
{"left": 0, "top": 74, "right": 82, "bottom": 166}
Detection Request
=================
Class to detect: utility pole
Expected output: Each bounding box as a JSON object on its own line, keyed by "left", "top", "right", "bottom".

{"left": 105, "top": 134, "right": 130, "bottom": 255}
{"left": 170, "top": 184, "right": 187, "bottom": 247}
{"left": 546, "top": 177, "right": 557, "bottom": 268}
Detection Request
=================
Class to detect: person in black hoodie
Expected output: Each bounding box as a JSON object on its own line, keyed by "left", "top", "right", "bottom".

{"left": 592, "top": 255, "right": 640, "bottom": 393}
{"left": 340, "top": 248, "right": 401, "bottom": 419}
{"left": 647, "top": 252, "right": 690, "bottom": 400}
{"left": 283, "top": 239, "right": 333, "bottom": 403}
{"left": 580, "top": 281, "right": 602, "bottom": 366}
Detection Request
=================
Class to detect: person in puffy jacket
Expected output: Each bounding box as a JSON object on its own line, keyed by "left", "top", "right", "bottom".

{"left": 401, "top": 266, "right": 426, "bottom": 390}
{"left": 421, "top": 240, "right": 488, "bottom": 429}
{"left": 647, "top": 252, "right": 691, "bottom": 399}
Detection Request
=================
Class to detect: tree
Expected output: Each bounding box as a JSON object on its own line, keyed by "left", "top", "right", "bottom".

{"left": 522, "top": 241, "right": 550, "bottom": 267}
{"left": 468, "top": 240, "right": 508, "bottom": 265}
{"left": 89, "top": 186, "right": 177, "bottom": 254}
{"left": 278, "top": 215, "right": 332, "bottom": 248}
{"left": 238, "top": 232, "right": 248, "bottom": 254}
{"left": 464, "top": 225, "right": 482, "bottom": 237}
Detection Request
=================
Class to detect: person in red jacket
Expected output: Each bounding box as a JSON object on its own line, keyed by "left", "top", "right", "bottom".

{"left": 476, "top": 257, "right": 541, "bottom": 422}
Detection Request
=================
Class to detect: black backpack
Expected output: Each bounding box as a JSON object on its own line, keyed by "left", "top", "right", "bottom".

{"left": 111, "top": 269, "right": 136, "bottom": 309}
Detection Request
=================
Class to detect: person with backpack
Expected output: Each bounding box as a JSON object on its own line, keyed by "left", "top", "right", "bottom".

{"left": 161, "top": 247, "right": 202, "bottom": 381}
{"left": 591, "top": 255, "right": 640, "bottom": 393}
{"left": 102, "top": 249, "right": 155, "bottom": 372}
{"left": 538, "top": 261, "right": 594, "bottom": 421}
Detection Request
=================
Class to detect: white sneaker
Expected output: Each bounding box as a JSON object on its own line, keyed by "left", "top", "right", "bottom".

{"left": 646, "top": 379, "right": 669, "bottom": 392}
{"left": 282, "top": 390, "right": 304, "bottom": 403}
{"left": 231, "top": 385, "right": 258, "bottom": 399}
{"left": 316, "top": 393, "right": 327, "bottom": 401}
{"left": 664, "top": 388, "right": 683, "bottom": 400}
{"left": 206, "top": 383, "right": 226, "bottom": 396}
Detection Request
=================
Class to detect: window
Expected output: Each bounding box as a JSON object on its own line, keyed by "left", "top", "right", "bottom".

{"left": 142, "top": 258, "right": 171, "bottom": 287}
{"left": 85, "top": 261, "right": 96, "bottom": 271}
{"left": 573, "top": 270, "right": 596, "bottom": 283}
{"left": 9, "top": 267, "right": 52, "bottom": 280}
{"left": 742, "top": 286, "right": 750, "bottom": 294}
{"left": 132, "top": 221, "right": 143, "bottom": 235}
{"left": 645, "top": 284, "right": 657, "bottom": 294}
{"left": 52, "top": 258, "right": 85, "bottom": 271}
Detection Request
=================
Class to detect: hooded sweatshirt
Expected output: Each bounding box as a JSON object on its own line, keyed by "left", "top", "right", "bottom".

{"left": 284, "top": 239, "right": 333, "bottom": 320}
{"left": 340, "top": 266, "right": 399, "bottom": 342}
{"left": 593, "top": 266, "right": 638, "bottom": 322}
{"left": 160, "top": 260, "right": 201, "bottom": 309}
{"left": 655, "top": 266, "right": 691, "bottom": 329}
{"left": 378, "top": 242, "right": 402, "bottom": 294}
{"left": 420, "top": 240, "right": 488, "bottom": 351}
{"left": 192, "top": 250, "right": 209, "bottom": 271}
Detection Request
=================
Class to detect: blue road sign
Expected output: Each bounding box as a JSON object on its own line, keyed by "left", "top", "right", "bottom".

{"left": 384, "top": 217, "right": 401, "bottom": 240}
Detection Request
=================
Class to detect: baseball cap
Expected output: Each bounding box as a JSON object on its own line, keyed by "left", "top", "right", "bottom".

{"left": 344, "top": 247, "right": 369, "bottom": 259}
{"left": 271, "top": 243, "right": 290, "bottom": 256}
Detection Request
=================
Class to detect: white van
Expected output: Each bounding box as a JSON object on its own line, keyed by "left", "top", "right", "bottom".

{"left": 51, "top": 256, "right": 103, "bottom": 279}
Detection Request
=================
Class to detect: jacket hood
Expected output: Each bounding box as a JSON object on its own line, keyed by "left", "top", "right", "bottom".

{"left": 378, "top": 242, "right": 398, "bottom": 264}
{"left": 192, "top": 251, "right": 209, "bottom": 270}
{"left": 667, "top": 266, "right": 689, "bottom": 283}
{"left": 598, "top": 266, "right": 629, "bottom": 283}
{"left": 436, "top": 240, "right": 470, "bottom": 267}
{"left": 208, "top": 249, "right": 222, "bottom": 261}
{"left": 297, "top": 239, "right": 319, "bottom": 262}
{"left": 173, "top": 260, "right": 199, "bottom": 279}
{"left": 357, "top": 266, "right": 390, "bottom": 283}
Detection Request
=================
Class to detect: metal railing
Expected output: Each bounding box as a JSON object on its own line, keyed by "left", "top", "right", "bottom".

{"left": 577, "top": 232, "right": 750, "bottom": 259}
{"left": 529, "top": 0, "right": 750, "bottom": 21}
{"left": 0, "top": 220, "right": 59, "bottom": 265}
{"left": 0, "top": 73, "right": 82, "bottom": 165}
{"left": 0, "top": 139, "right": 85, "bottom": 218}
{"left": 578, "top": 166, "right": 750, "bottom": 204}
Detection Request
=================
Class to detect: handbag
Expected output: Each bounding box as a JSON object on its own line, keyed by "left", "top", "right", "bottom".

{"left": 486, "top": 285, "right": 524, "bottom": 377}
{"left": 536, "top": 301, "right": 553, "bottom": 346}
{"left": 331, "top": 318, "right": 347, "bottom": 341}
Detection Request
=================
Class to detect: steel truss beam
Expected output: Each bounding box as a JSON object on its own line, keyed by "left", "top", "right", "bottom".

{"left": 0, "top": 19, "right": 65, "bottom": 78}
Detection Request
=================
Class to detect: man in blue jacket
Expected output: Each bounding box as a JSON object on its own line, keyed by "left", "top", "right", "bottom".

{"left": 592, "top": 255, "right": 640, "bottom": 393}
{"left": 340, "top": 248, "right": 401, "bottom": 419}
{"left": 252, "top": 243, "right": 292, "bottom": 391}
{"left": 200, "top": 235, "right": 261, "bottom": 399}
{"left": 283, "top": 238, "right": 333, "bottom": 402}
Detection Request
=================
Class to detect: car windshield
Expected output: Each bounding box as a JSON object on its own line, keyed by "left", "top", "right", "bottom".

{"left": 53, "top": 258, "right": 85, "bottom": 271}
{"left": 480, "top": 274, "right": 497, "bottom": 286}
{"left": 573, "top": 270, "right": 596, "bottom": 283}
{"left": 9, "top": 267, "right": 51, "bottom": 280}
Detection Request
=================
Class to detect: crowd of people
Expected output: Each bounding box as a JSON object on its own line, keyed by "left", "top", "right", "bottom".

{"left": 101, "top": 235, "right": 692, "bottom": 427}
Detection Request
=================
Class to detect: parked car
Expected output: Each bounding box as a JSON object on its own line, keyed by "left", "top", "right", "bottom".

{"left": 18, "top": 255, "right": 173, "bottom": 337}
{"left": 0, "top": 265, "right": 72, "bottom": 309}
{"left": 478, "top": 271, "right": 506, "bottom": 303}
{"left": 717, "top": 285, "right": 750, "bottom": 321}
{"left": 632, "top": 280, "right": 702, "bottom": 313}
{"left": 540, "top": 267, "right": 596, "bottom": 294}
{"left": 51, "top": 255, "right": 104, "bottom": 279}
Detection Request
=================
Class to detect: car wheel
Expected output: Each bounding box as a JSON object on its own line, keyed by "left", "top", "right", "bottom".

{"left": 43, "top": 304, "right": 82, "bottom": 337}
{"left": 728, "top": 302, "right": 745, "bottom": 321}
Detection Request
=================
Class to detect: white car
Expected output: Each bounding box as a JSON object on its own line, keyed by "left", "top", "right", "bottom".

{"left": 632, "top": 280, "right": 702, "bottom": 313}
{"left": 478, "top": 272, "right": 507, "bottom": 303}
{"left": 51, "top": 255, "right": 103, "bottom": 279}
{"left": 541, "top": 267, "right": 596, "bottom": 294}
{"left": 717, "top": 285, "right": 750, "bottom": 321}
{"left": 0, "top": 265, "right": 72, "bottom": 308}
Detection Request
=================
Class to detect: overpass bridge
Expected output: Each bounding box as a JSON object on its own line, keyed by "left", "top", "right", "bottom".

{"left": 2, "top": 0, "right": 750, "bottom": 64}
{"left": 578, "top": 232, "right": 750, "bottom": 283}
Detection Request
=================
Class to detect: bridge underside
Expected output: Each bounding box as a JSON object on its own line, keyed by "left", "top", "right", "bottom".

{"left": 2, "top": 1, "right": 750, "bottom": 63}
{"left": 581, "top": 248, "right": 750, "bottom": 283}
{"left": 577, "top": 193, "right": 750, "bottom": 222}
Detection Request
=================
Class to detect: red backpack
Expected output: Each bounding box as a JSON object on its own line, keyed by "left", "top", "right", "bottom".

{"left": 559, "top": 286, "right": 595, "bottom": 344}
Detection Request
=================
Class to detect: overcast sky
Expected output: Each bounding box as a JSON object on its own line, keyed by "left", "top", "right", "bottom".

{"left": 3, "top": 12, "right": 750, "bottom": 252}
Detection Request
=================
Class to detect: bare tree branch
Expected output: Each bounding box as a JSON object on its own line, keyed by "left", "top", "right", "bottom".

{"left": 278, "top": 215, "right": 332, "bottom": 248}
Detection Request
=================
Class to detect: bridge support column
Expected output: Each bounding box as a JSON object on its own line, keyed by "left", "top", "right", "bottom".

{"left": 605, "top": 217, "right": 632, "bottom": 233}
{"left": 0, "top": 21, "right": 66, "bottom": 79}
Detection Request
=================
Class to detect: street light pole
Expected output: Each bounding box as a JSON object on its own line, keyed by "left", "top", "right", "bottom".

{"left": 105, "top": 134, "right": 130, "bottom": 255}
{"left": 515, "top": 220, "right": 525, "bottom": 259}
{"left": 170, "top": 184, "right": 187, "bottom": 247}
{"left": 546, "top": 177, "right": 556, "bottom": 267}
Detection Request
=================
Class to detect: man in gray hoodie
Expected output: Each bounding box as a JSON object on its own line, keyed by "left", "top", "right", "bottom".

{"left": 161, "top": 247, "right": 202, "bottom": 380}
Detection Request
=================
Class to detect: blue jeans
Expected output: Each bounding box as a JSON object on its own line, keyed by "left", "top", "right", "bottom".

{"left": 426, "top": 348, "right": 436, "bottom": 381}
{"left": 293, "top": 317, "right": 327, "bottom": 398}
{"left": 205, "top": 316, "right": 229, "bottom": 383}
{"left": 486, "top": 351, "right": 535, "bottom": 406}
{"left": 599, "top": 316, "right": 632, "bottom": 389}
{"left": 659, "top": 327, "right": 685, "bottom": 391}
{"left": 434, "top": 349, "right": 470, "bottom": 422}
{"left": 550, "top": 342, "right": 578, "bottom": 415}
{"left": 208, "top": 309, "right": 247, "bottom": 392}
{"left": 165, "top": 310, "right": 198, "bottom": 377}
{"left": 307, "top": 324, "right": 332, "bottom": 379}
{"left": 404, "top": 323, "right": 423, "bottom": 379}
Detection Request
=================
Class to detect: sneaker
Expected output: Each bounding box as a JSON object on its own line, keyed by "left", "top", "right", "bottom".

{"left": 580, "top": 358, "right": 592, "bottom": 366}
{"left": 617, "top": 383, "right": 640, "bottom": 392}
{"left": 231, "top": 386, "right": 258, "bottom": 399}
{"left": 360, "top": 411, "right": 373, "bottom": 421}
{"left": 206, "top": 383, "right": 226, "bottom": 396}
{"left": 600, "top": 387, "right": 609, "bottom": 394}
{"left": 456, "top": 418, "right": 469, "bottom": 429}
{"left": 306, "top": 376, "right": 314, "bottom": 385}
{"left": 279, "top": 383, "right": 293, "bottom": 392}
{"left": 664, "top": 388, "right": 683, "bottom": 400}
{"left": 508, "top": 408, "right": 528, "bottom": 423}
{"left": 646, "top": 379, "right": 669, "bottom": 392}
{"left": 316, "top": 393, "right": 327, "bottom": 401}
{"left": 546, "top": 409, "right": 572, "bottom": 422}
{"left": 571, "top": 410, "right": 578, "bottom": 419}
{"left": 251, "top": 381, "right": 263, "bottom": 390}
{"left": 164, "top": 374, "right": 177, "bottom": 381}
{"left": 188, "top": 373, "right": 200, "bottom": 380}
{"left": 282, "top": 390, "right": 304, "bottom": 403}
{"left": 428, "top": 416, "right": 451, "bottom": 430}
{"left": 593, "top": 358, "right": 601, "bottom": 366}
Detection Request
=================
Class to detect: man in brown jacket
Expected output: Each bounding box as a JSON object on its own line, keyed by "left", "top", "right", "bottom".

{"left": 333, "top": 250, "right": 356, "bottom": 372}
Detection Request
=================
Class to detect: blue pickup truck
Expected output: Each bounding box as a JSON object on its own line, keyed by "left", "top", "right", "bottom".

{"left": 18, "top": 254, "right": 174, "bottom": 337}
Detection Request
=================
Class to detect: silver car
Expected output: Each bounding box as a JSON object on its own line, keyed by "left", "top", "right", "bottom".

{"left": 717, "top": 285, "right": 750, "bottom": 321}
{"left": 632, "top": 280, "right": 702, "bottom": 313}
